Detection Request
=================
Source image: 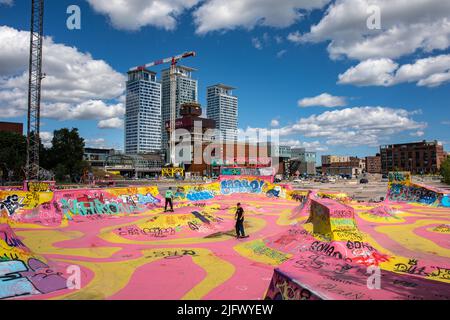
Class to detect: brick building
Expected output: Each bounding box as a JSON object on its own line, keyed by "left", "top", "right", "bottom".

{"left": 322, "top": 156, "right": 365, "bottom": 177}
{"left": 380, "top": 141, "right": 446, "bottom": 174}
{"left": 365, "top": 155, "right": 382, "bottom": 174}
{"left": 0, "top": 122, "right": 23, "bottom": 135}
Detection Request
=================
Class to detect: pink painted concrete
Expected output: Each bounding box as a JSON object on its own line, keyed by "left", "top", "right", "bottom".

{"left": 1, "top": 181, "right": 449, "bottom": 300}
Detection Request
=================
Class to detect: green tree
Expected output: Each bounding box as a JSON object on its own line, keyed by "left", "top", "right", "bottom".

{"left": 46, "top": 128, "right": 89, "bottom": 182}
{"left": 441, "top": 157, "right": 450, "bottom": 185}
{"left": 0, "top": 131, "right": 27, "bottom": 181}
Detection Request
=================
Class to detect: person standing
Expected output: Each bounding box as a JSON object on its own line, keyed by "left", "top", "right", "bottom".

{"left": 235, "top": 203, "right": 248, "bottom": 239}
{"left": 164, "top": 187, "right": 174, "bottom": 212}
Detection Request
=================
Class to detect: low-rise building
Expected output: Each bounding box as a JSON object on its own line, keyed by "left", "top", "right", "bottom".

{"left": 321, "top": 155, "right": 350, "bottom": 165}
{"left": 365, "top": 155, "right": 382, "bottom": 174}
{"left": 380, "top": 140, "right": 446, "bottom": 174}
{"left": 322, "top": 156, "right": 365, "bottom": 177}
{"left": 291, "top": 148, "right": 317, "bottom": 175}
{"left": 83, "top": 148, "right": 115, "bottom": 167}
{"left": 0, "top": 122, "right": 23, "bottom": 135}
{"left": 104, "top": 153, "right": 163, "bottom": 178}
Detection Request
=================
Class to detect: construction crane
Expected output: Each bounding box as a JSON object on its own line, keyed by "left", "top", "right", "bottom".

{"left": 25, "top": 0, "right": 45, "bottom": 181}
{"left": 129, "top": 51, "right": 196, "bottom": 167}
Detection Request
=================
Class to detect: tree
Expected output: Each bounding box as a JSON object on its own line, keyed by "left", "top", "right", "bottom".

{"left": 0, "top": 131, "right": 27, "bottom": 181}
{"left": 441, "top": 157, "right": 450, "bottom": 185}
{"left": 46, "top": 128, "right": 89, "bottom": 182}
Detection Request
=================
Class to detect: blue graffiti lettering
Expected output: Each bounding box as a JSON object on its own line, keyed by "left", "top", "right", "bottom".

{"left": 220, "top": 179, "right": 265, "bottom": 195}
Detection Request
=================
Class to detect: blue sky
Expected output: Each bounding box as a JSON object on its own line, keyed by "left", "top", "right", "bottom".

{"left": 0, "top": 0, "right": 449, "bottom": 162}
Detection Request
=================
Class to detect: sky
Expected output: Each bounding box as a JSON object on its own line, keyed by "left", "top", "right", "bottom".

{"left": 0, "top": 0, "right": 449, "bottom": 162}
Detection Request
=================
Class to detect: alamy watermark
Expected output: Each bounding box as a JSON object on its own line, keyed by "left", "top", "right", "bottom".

{"left": 67, "top": 5, "right": 81, "bottom": 30}
{"left": 169, "top": 124, "right": 280, "bottom": 170}
{"left": 66, "top": 265, "right": 81, "bottom": 290}
{"left": 367, "top": 266, "right": 381, "bottom": 290}
{"left": 367, "top": 5, "right": 381, "bottom": 30}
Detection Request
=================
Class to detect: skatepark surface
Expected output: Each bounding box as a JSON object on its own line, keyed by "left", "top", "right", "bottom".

{"left": 1, "top": 174, "right": 449, "bottom": 300}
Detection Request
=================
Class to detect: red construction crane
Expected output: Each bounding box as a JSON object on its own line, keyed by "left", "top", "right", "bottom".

{"left": 129, "top": 51, "right": 196, "bottom": 167}
{"left": 129, "top": 51, "right": 195, "bottom": 72}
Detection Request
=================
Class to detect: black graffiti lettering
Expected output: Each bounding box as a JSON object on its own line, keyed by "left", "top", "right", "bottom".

{"left": 429, "top": 267, "right": 450, "bottom": 280}
{"left": 394, "top": 263, "right": 429, "bottom": 277}
{"left": 188, "top": 221, "right": 200, "bottom": 231}
{"left": 393, "top": 280, "right": 418, "bottom": 288}
{"left": 146, "top": 250, "right": 198, "bottom": 259}
{"left": 0, "top": 195, "right": 22, "bottom": 216}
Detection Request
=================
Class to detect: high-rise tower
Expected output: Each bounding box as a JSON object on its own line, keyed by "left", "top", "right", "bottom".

{"left": 161, "top": 65, "right": 198, "bottom": 158}
{"left": 207, "top": 84, "right": 238, "bottom": 142}
{"left": 125, "top": 68, "right": 162, "bottom": 154}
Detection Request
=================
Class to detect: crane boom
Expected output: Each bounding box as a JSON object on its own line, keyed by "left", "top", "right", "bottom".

{"left": 129, "top": 51, "right": 195, "bottom": 72}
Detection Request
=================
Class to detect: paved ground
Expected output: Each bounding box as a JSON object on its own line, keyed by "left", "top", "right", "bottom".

{"left": 1, "top": 180, "right": 449, "bottom": 300}
{"left": 9, "top": 194, "right": 298, "bottom": 300}
{"left": 292, "top": 180, "right": 388, "bottom": 201}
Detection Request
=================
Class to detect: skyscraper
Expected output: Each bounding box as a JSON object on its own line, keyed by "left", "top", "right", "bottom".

{"left": 125, "top": 68, "right": 162, "bottom": 155}
{"left": 207, "top": 84, "right": 238, "bottom": 142}
{"left": 161, "top": 65, "right": 198, "bottom": 157}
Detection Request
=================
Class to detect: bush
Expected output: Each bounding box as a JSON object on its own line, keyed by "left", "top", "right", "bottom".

{"left": 441, "top": 157, "right": 450, "bottom": 185}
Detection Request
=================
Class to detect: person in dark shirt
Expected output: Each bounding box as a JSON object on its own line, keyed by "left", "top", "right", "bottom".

{"left": 235, "top": 203, "right": 248, "bottom": 239}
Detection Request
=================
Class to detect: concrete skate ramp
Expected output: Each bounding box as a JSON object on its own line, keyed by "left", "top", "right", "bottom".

{"left": 0, "top": 223, "right": 68, "bottom": 299}
{"left": 265, "top": 259, "right": 450, "bottom": 300}
{"left": 387, "top": 172, "right": 450, "bottom": 207}
{"left": 308, "top": 197, "right": 359, "bottom": 241}
{"left": 264, "top": 190, "right": 450, "bottom": 300}
{"left": 0, "top": 186, "right": 162, "bottom": 226}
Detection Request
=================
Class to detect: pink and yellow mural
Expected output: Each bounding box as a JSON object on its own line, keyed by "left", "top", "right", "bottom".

{"left": 0, "top": 176, "right": 449, "bottom": 300}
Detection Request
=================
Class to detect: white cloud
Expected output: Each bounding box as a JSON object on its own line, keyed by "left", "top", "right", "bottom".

{"left": 42, "top": 101, "right": 125, "bottom": 121}
{"left": 276, "top": 49, "right": 287, "bottom": 58}
{"left": 338, "top": 58, "right": 398, "bottom": 86}
{"left": 40, "top": 131, "right": 53, "bottom": 148}
{"left": 287, "top": 31, "right": 302, "bottom": 43}
{"left": 282, "top": 140, "right": 328, "bottom": 152}
{"left": 87, "top": 0, "right": 201, "bottom": 31}
{"left": 193, "top": 0, "right": 330, "bottom": 34}
{"left": 397, "top": 55, "right": 450, "bottom": 87}
{"left": 252, "top": 37, "right": 263, "bottom": 50}
{"left": 294, "top": 0, "right": 450, "bottom": 61}
{"left": 239, "top": 106, "right": 426, "bottom": 147}
{"left": 410, "top": 130, "right": 425, "bottom": 137}
{"left": 85, "top": 138, "right": 108, "bottom": 148}
{"left": 0, "top": 0, "right": 13, "bottom": 6}
{"left": 275, "top": 35, "right": 284, "bottom": 44}
{"left": 251, "top": 33, "right": 273, "bottom": 50}
{"left": 98, "top": 117, "right": 124, "bottom": 129}
{"left": 338, "top": 54, "right": 450, "bottom": 87}
{"left": 0, "top": 26, "right": 126, "bottom": 126}
{"left": 270, "top": 119, "right": 280, "bottom": 127}
{"left": 299, "top": 93, "right": 347, "bottom": 108}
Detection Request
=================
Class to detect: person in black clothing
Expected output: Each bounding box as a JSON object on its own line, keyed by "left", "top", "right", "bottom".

{"left": 235, "top": 203, "right": 248, "bottom": 239}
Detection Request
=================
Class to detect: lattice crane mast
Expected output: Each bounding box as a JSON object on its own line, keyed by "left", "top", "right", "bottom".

{"left": 25, "top": 0, "right": 45, "bottom": 181}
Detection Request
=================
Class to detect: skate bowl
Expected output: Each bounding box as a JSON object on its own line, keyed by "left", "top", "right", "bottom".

{"left": 264, "top": 188, "right": 450, "bottom": 300}
{"left": 387, "top": 172, "right": 450, "bottom": 207}
{"left": 0, "top": 176, "right": 449, "bottom": 300}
